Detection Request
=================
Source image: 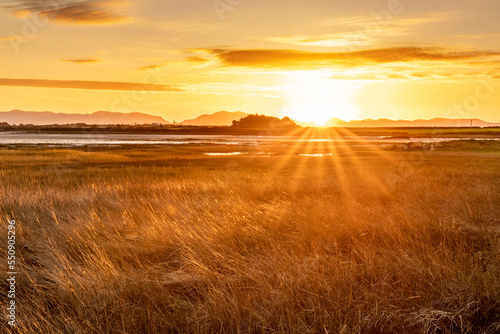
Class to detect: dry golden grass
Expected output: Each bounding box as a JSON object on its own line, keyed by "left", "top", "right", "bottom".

{"left": 1, "top": 143, "right": 499, "bottom": 333}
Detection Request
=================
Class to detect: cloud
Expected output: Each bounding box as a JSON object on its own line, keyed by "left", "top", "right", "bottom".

{"left": 186, "top": 82, "right": 269, "bottom": 96}
{"left": 264, "top": 14, "right": 453, "bottom": 48}
{"left": 186, "top": 56, "right": 209, "bottom": 63}
{"left": 137, "top": 57, "right": 209, "bottom": 71}
{"left": 4, "top": 0, "right": 127, "bottom": 25}
{"left": 410, "top": 72, "right": 429, "bottom": 78}
{"left": 263, "top": 33, "right": 371, "bottom": 48}
{"left": 0, "top": 35, "right": 23, "bottom": 42}
{"left": 63, "top": 58, "right": 100, "bottom": 64}
{"left": 321, "top": 14, "right": 449, "bottom": 29}
{"left": 387, "top": 73, "right": 409, "bottom": 79}
{"left": 0, "top": 78, "right": 183, "bottom": 92}
{"left": 208, "top": 47, "right": 500, "bottom": 69}
{"left": 137, "top": 64, "right": 165, "bottom": 71}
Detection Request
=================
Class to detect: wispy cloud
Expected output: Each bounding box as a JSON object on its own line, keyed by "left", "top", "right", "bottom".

{"left": 137, "top": 57, "right": 210, "bottom": 71}
{"left": 185, "top": 82, "right": 278, "bottom": 97}
{"left": 207, "top": 47, "right": 500, "bottom": 69}
{"left": 0, "top": 78, "right": 183, "bottom": 92}
{"left": 186, "top": 56, "right": 209, "bottom": 63}
{"left": 320, "top": 14, "right": 449, "bottom": 29}
{"left": 263, "top": 33, "right": 371, "bottom": 48}
{"left": 265, "top": 14, "right": 452, "bottom": 48}
{"left": 137, "top": 64, "right": 165, "bottom": 71}
{"left": 0, "top": 35, "right": 24, "bottom": 42}
{"left": 4, "top": 0, "right": 128, "bottom": 25}
{"left": 63, "top": 58, "right": 100, "bottom": 64}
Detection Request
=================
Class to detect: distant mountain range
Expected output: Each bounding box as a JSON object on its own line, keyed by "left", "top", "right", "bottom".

{"left": 0, "top": 110, "right": 246, "bottom": 126}
{"left": 1, "top": 110, "right": 499, "bottom": 127}
{"left": 0, "top": 110, "right": 170, "bottom": 125}
{"left": 181, "top": 111, "right": 248, "bottom": 126}
{"left": 324, "top": 118, "right": 500, "bottom": 127}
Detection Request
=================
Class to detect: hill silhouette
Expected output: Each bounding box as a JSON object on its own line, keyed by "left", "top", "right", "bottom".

{"left": 1, "top": 110, "right": 500, "bottom": 127}
{"left": 326, "top": 117, "right": 500, "bottom": 127}
{"left": 0, "top": 110, "right": 170, "bottom": 125}
{"left": 181, "top": 111, "right": 248, "bottom": 126}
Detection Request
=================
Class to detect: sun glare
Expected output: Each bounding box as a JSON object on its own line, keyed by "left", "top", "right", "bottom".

{"left": 283, "top": 72, "right": 361, "bottom": 126}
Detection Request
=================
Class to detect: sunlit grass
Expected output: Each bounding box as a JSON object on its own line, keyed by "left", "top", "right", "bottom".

{"left": 0, "top": 142, "right": 499, "bottom": 333}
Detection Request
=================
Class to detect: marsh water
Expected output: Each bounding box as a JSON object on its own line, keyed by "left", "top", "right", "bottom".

{"left": 0, "top": 132, "right": 481, "bottom": 146}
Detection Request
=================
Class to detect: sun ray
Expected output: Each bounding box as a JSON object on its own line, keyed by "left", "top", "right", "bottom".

{"left": 267, "top": 127, "right": 314, "bottom": 177}
{"left": 326, "top": 126, "right": 402, "bottom": 198}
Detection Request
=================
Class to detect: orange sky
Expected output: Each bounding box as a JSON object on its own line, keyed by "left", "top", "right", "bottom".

{"left": 1, "top": 0, "right": 500, "bottom": 123}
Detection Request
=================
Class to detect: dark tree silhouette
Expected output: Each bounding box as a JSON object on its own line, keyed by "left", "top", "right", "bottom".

{"left": 231, "top": 114, "right": 298, "bottom": 128}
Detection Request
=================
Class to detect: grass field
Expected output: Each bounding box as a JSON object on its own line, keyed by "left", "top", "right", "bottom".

{"left": 1, "top": 140, "right": 499, "bottom": 333}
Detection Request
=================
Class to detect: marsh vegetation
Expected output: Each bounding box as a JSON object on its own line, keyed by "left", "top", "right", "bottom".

{"left": 1, "top": 140, "right": 499, "bottom": 333}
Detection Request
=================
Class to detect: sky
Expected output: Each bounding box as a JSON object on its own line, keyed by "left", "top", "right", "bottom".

{"left": 1, "top": 0, "right": 500, "bottom": 124}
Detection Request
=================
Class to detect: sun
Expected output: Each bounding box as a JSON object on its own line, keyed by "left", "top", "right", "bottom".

{"left": 282, "top": 72, "right": 362, "bottom": 125}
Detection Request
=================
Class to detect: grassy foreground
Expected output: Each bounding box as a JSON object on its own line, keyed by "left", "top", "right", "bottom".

{"left": 1, "top": 141, "right": 499, "bottom": 333}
